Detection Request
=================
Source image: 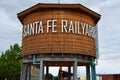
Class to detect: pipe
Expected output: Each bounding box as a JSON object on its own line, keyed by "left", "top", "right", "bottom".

{"left": 91, "top": 59, "right": 96, "bottom": 80}
{"left": 33, "top": 55, "right": 40, "bottom": 64}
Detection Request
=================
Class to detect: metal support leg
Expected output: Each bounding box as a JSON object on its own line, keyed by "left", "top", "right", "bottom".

{"left": 27, "top": 65, "right": 30, "bottom": 80}
{"left": 40, "top": 60, "right": 44, "bottom": 80}
{"left": 86, "top": 66, "right": 90, "bottom": 80}
{"left": 46, "top": 66, "right": 49, "bottom": 79}
{"left": 91, "top": 59, "right": 96, "bottom": 80}
{"left": 68, "top": 66, "right": 71, "bottom": 80}
{"left": 46, "top": 66, "right": 49, "bottom": 75}
{"left": 73, "top": 61, "right": 77, "bottom": 80}
{"left": 59, "top": 66, "right": 63, "bottom": 80}
{"left": 20, "top": 63, "right": 27, "bottom": 80}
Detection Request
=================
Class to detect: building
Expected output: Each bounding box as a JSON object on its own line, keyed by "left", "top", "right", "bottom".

{"left": 78, "top": 75, "right": 86, "bottom": 80}
{"left": 97, "top": 74, "right": 120, "bottom": 80}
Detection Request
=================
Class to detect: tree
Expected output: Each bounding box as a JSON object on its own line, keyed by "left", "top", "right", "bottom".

{"left": 45, "top": 73, "right": 59, "bottom": 80}
{"left": 0, "top": 43, "right": 22, "bottom": 80}
{"left": 46, "top": 73, "right": 54, "bottom": 80}
{"left": 54, "top": 76, "right": 59, "bottom": 80}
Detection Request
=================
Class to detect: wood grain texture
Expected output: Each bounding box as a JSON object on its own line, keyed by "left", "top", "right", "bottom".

{"left": 21, "top": 9, "right": 97, "bottom": 57}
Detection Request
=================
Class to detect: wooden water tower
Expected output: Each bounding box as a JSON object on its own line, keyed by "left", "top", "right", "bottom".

{"left": 17, "top": 3, "right": 101, "bottom": 80}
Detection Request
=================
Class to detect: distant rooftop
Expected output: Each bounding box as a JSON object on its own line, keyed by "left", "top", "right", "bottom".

{"left": 97, "top": 73, "right": 120, "bottom": 76}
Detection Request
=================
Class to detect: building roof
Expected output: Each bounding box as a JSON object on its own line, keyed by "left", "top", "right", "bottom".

{"left": 17, "top": 3, "right": 101, "bottom": 24}
{"left": 97, "top": 74, "right": 120, "bottom": 76}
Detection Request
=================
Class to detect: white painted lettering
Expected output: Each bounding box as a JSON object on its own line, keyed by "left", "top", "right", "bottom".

{"left": 38, "top": 21, "right": 43, "bottom": 33}
{"left": 52, "top": 20, "right": 57, "bottom": 33}
{"left": 77, "top": 22, "right": 81, "bottom": 35}
{"left": 62, "top": 20, "right": 67, "bottom": 33}
{"left": 47, "top": 20, "right": 52, "bottom": 33}
{"left": 74, "top": 21, "right": 77, "bottom": 34}
{"left": 69, "top": 21, "right": 74, "bottom": 33}
{"left": 92, "top": 26, "right": 96, "bottom": 38}
{"left": 34, "top": 21, "right": 39, "bottom": 34}
{"left": 81, "top": 22, "right": 86, "bottom": 35}
{"left": 26, "top": 24, "right": 30, "bottom": 36}
{"left": 85, "top": 24, "right": 89, "bottom": 36}
{"left": 29, "top": 23, "right": 34, "bottom": 35}
{"left": 22, "top": 19, "right": 96, "bottom": 39}
{"left": 23, "top": 25, "right": 27, "bottom": 38}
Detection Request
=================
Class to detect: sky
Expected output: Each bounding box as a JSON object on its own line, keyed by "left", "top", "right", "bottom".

{"left": 0, "top": 0, "right": 120, "bottom": 75}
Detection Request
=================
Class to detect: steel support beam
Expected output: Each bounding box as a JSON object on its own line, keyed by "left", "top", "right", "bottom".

{"left": 46, "top": 66, "right": 49, "bottom": 80}
{"left": 40, "top": 60, "right": 44, "bottom": 80}
{"left": 91, "top": 59, "right": 96, "bottom": 80}
{"left": 46, "top": 66, "right": 49, "bottom": 75}
{"left": 23, "top": 56, "right": 91, "bottom": 64}
{"left": 20, "top": 63, "right": 27, "bottom": 80}
{"left": 73, "top": 61, "right": 77, "bottom": 80}
{"left": 22, "top": 56, "right": 94, "bottom": 80}
{"left": 68, "top": 66, "right": 71, "bottom": 80}
{"left": 27, "top": 65, "right": 30, "bottom": 80}
{"left": 86, "top": 65, "right": 90, "bottom": 80}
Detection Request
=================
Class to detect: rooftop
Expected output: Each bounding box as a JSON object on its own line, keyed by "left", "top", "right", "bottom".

{"left": 17, "top": 3, "right": 101, "bottom": 24}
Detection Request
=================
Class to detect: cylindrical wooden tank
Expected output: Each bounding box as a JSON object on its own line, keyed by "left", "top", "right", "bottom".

{"left": 18, "top": 4, "right": 100, "bottom": 57}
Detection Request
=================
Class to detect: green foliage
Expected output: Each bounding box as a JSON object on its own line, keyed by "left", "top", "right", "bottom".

{"left": 54, "top": 76, "right": 59, "bottom": 80}
{"left": 0, "top": 43, "right": 22, "bottom": 79}
{"left": 46, "top": 73, "right": 54, "bottom": 80}
{"left": 46, "top": 73, "right": 59, "bottom": 80}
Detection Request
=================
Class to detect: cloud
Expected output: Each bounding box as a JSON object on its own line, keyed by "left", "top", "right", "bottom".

{"left": 80, "top": 0, "right": 120, "bottom": 74}
{"left": 0, "top": 6, "right": 21, "bottom": 53}
{"left": 0, "top": 0, "right": 120, "bottom": 75}
{"left": 96, "top": 59, "right": 120, "bottom": 74}
{"left": 98, "top": 3, "right": 120, "bottom": 57}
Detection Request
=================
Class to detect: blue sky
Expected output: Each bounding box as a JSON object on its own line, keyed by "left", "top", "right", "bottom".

{"left": 0, "top": 0, "right": 120, "bottom": 75}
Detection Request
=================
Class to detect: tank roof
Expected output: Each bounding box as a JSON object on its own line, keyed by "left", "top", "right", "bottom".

{"left": 17, "top": 3, "right": 101, "bottom": 24}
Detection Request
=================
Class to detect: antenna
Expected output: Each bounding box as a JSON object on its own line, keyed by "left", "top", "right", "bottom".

{"left": 58, "top": 0, "right": 60, "bottom": 4}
